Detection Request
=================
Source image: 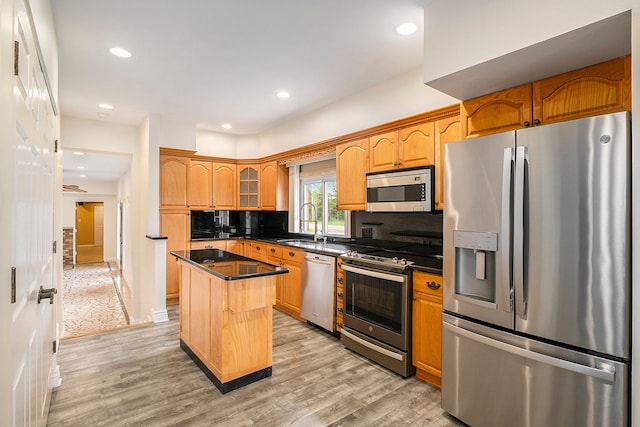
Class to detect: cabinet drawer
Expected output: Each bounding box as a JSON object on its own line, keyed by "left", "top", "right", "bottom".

{"left": 281, "top": 247, "right": 304, "bottom": 264}
{"left": 266, "top": 244, "right": 283, "bottom": 258}
{"left": 190, "top": 240, "right": 226, "bottom": 250}
{"left": 413, "top": 271, "right": 443, "bottom": 297}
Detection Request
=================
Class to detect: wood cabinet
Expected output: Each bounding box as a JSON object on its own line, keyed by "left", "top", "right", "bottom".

{"left": 188, "top": 160, "right": 213, "bottom": 209}
{"left": 260, "top": 161, "right": 289, "bottom": 211}
{"left": 190, "top": 240, "right": 226, "bottom": 250}
{"left": 434, "top": 115, "right": 462, "bottom": 210}
{"left": 369, "top": 131, "right": 398, "bottom": 172}
{"left": 212, "top": 162, "right": 237, "bottom": 209}
{"left": 226, "top": 239, "right": 244, "bottom": 256}
{"left": 412, "top": 270, "right": 443, "bottom": 388}
{"left": 461, "top": 56, "right": 631, "bottom": 138}
{"left": 336, "top": 139, "right": 368, "bottom": 211}
{"left": 335, "top": 258, "right": 344, "bottom": 334}
{"left": 369, "top": 123, "right": 436, "bottom": 173}
{"left": 237, "top": 165, "right": 260, "bottom": 209}
{"left": 160, "top": 211, "right": 190, "bottom": 305}
{"left": 281, "top": 259, "right": 302, "bottom": 315}
{"left": 160, "top": 155, "right": 189, "bottom": 209}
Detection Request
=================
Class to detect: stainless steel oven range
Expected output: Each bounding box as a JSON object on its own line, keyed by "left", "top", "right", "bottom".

{"left": 339, "top": 250, "right": 415, "bottom": 377}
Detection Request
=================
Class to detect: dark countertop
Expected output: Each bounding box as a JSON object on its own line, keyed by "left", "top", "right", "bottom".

{"left": 171, "top": 249, "right": 289, "bottom": 281}
{"left": 188, "top": 234, "right": 443, "bottom": 275}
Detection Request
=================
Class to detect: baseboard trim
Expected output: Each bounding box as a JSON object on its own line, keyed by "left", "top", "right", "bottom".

{"left": 152, "top": 309, "right": 169, "bottom": 323}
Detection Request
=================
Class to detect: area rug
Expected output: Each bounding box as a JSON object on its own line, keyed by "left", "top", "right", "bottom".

{"left": 62, "top": 262, "right": 129, "bottom": 338}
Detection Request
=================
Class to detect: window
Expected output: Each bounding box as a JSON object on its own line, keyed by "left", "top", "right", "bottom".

{"left": 300, "top": 177, "right": 346, "bottom": 236}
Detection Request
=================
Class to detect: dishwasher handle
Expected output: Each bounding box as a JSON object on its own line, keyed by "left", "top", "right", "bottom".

{"left": 304, "top": 255, "right": 334, "bottom": 265}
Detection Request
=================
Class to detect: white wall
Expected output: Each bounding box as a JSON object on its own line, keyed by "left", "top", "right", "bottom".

{"left": 61, "top": 116, "right": 139, "bottom": 154}
{"left": 258, "top": 68, "right": 458, "bottom": 157}
{"left": 423, "top": 0, "right": 637, "bottom": 84}
{"left": 195, "top": 129, "right": 239, "bottom": 158}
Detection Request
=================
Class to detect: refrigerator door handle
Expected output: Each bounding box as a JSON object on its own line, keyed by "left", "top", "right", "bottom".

{"left": 514, "top": 145, "right": 527, "bottom": 317}
{"left": 501, "top": 148, "right": 514, "bottom": 313}
{"left": 443, "top": 322, "right": 616, "bottom": 382}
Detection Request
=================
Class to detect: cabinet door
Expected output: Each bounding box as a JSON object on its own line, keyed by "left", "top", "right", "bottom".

{"left": 238, "top": 165, "right": 260, "bottom": 209}
{"left": 461, "top": 84, "right": 532, "bottom": 138}
{"left": 212, "top": 162, "right": 236, "bottom": 209}
{"left": 369, "top": 131, "right": 398, "bottom": 172}
{"left": 532, "top": 55, "right": 631, "bottom": 125}
{"left": 160, "top": 156, "right": 189, "bottom": 209}
{"left": 413, "top": 292, "right": 443, "bottom": 388}
{"left": 188, "top": 161, "right": 212, "bottom": 209}
{"left": 434, "top": 115, "right": 461, "bottom": 210}
{"left": 336, "top": 139, "right": 368, "bottom": 211}
{"left": 282, "top": 262, "right": 302, "bottom": 315}
{"left": 399, "top": 121, "right": 435, "bottom": 169}
{"left": 160, "top": 211, "right": 189, "bottom": 304}
{"left": 226, "top": 239, "right": 244, "bottom": 256}
{"left": 260, "top": 161, "right": 278, "bottom": 210}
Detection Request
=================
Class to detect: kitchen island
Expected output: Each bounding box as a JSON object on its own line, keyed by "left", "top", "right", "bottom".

{"left": 171, "top": 248, "right": 288, "bottom": 393}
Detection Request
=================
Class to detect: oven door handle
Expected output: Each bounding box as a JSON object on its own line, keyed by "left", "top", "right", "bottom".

{"left": 341, "top": 328, "right": 404, "bottom": 361}
{"left": 340, "top": 263, "right": 406, "bottom": 283}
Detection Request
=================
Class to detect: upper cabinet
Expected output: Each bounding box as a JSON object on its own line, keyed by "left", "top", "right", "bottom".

{"left": 260, "top": 161, "right": 289, "bottom": 211}
{"left": 237, "top": 164, "right": 260, "bottom": 210}
{"left": 160, "top": 155, "right": 190, "bottom": 210}
{"left": 369, "top": 131, "right": 398, "bottom": 172}
{"left": 336, "top": 139, "right": 368, "bottom": 211}
{"left": 532, "top": 55, "right": 631, "bottom": 125}
{"left": 212, "top": 162, "right": 237, "bottom": 210}
{"left": 434, "top": 115, "right": 461, "bottom": 211}
{"left": 398, "top": 122, "right": 436, "bottom": 170}
{"left": 461, "top": 56, "right": 631, "bottom": 138}
{"left": 188, "top": 160, "right": 213, "bottom": 209}
{"left": 369, "top": 122, "right": 436, "bottom": 173}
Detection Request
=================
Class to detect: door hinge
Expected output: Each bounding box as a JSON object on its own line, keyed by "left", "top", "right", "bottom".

{"left": 53, "top": 240, "right": 57, "bottom": 254}
{"left": 11, "top": 267, "right": 16, "bottom": 304}
{"left": 13, "top": 41, "right": 19, "bottom": 76}
{"left": 54, "top": 140, "right": 59, "bottom": 153}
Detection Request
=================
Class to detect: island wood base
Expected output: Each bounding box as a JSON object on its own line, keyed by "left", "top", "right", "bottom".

{"left": 177, "top": 257, "right": 278, "bottom": 393}
{"left": 180, "top": 339, "right": 272, "bottom": 393}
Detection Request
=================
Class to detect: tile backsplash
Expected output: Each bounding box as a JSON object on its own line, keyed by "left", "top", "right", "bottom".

{"left": 352, "top": 211, "right": 443, "bottom": 242}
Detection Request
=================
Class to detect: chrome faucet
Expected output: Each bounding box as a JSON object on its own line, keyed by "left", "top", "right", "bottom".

{"left": 300, "top": 202, "right": 320, "bottom": 242}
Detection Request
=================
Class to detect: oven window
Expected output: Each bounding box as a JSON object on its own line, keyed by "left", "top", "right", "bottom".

{"left": 367, "top": 184, "right": 424, "bottom": 202}
{"left": 345, "top": 270, "right": 403, "bottom": 334}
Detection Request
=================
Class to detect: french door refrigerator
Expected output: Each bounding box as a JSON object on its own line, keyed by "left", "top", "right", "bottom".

{"left": 442, "top": 112, "right": 630, "bottom": 427}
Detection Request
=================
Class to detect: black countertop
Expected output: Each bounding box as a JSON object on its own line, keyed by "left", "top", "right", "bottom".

{"left": 171, "top": 249, "right": 289, "bottom": 281}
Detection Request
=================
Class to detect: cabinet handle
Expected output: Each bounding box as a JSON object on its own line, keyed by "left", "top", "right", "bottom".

{"left": 523, "top": 121, "right": 530, "bottom": 127}
{"left": 337, "top": 292, "right": 343, "bottom": 298}
{"left": 412, "top": 296, "right": 417, "bottom": 301}
{"left": 337, "top": 308, "right": 344, "bottom": 314}
{"left": 337, "top": 277, "right": 344, "bottom": 284}
{"left": 255, "top": 246, "right": 261, "bottom": 250}
{"left": 205, "top": 245, "right": 213, "bottom": 249}
{"left": 427, "top": 281, "right": 441, "bottom": 290}
{"left": 533, "top": 119, "right": 540, "bottom": 125}
{"left": 270, "top": 248, "right": 276, "bottom": 253}
{"left": 288, "top": 251, "right": 295, "bottom": 257}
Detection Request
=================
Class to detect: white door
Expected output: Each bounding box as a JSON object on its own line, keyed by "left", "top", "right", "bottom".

{"left": 6, "top": 0, "right": 57, "bottom": 425}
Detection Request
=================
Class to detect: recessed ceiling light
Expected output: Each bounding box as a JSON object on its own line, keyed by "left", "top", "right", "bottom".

{"left": 276, "top": 91, "right": 290, "bottom": 99}
{"left": 77, "top": 166, "right": 85, "bottom": 170}
{"left": 73, "top": 151, "right": 85, "bottom": 156}
{"left": 98, "top": 103, "right": 114, "bottom": 110}
{"left": 79, "top": 175, "right": 87, "bottom": 178}
{"left": 109, "top": 47, "right": 132, "bottom": 58}
{"left": 221, "top": 123, "right": 232, "bottom": 129}
{"left": 394, "top": 22, "right": 418, "bottom": 36}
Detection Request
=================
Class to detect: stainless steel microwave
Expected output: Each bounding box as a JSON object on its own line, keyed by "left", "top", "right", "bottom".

{"left": 366, "top": 166, "right": 434, "bottom": 212}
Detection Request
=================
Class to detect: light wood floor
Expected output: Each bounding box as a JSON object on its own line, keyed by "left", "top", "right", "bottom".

{"left": 47, "top": 306, "right": 465, "bottom": 426}
{"left": 76, "top": 245, "right": 104, "bottom": 264}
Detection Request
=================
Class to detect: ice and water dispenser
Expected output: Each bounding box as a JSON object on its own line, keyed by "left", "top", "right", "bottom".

{"left": 453, "top": 231, "right": 499, "bottom": 305}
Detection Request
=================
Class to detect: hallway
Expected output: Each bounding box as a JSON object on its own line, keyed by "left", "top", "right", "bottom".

{"left": 62, "top": 262, "right": 130, "bottom": 338}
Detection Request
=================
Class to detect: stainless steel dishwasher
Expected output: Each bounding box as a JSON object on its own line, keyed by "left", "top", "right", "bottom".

{"left": 301, "top": 252, "right": 336, "bottom": 332}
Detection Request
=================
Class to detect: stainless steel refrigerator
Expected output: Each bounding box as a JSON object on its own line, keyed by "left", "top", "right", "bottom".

{"left": 442, "top": 112, "right": 630, "bottom": 427}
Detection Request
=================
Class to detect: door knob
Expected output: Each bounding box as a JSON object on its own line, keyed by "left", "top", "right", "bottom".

{"left": 38, "top": 286, "right": 57, "bottom": 304}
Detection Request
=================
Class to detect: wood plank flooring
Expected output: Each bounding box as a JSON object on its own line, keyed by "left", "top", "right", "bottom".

{"left": 47, "top": 306, "right": 465, "bottom": 426}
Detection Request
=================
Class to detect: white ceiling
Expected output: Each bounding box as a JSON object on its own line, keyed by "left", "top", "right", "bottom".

{"left": 62, "top": 150, "right": 132, "bottom": 181}
{"left": 52, "top": 0, "right": 430, "bottom": 135}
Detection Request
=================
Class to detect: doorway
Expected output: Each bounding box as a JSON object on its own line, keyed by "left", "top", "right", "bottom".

{"left": 75, "top": 201, "right": 104, "bottom": 264}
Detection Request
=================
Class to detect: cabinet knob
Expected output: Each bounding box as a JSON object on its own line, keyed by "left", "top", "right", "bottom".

{"left": 288, "top": 251, "right": 295, "bottom": 257}
{"left": 337, "top": 308, "right": 344, "bottom": 314}
{"left": 412, "top": 296, "right": 417, "bottom": 301}
{"left": 270, "top": 248, "right": 276, "bottom": 253}
{"left": 523, "top": 121, "right": 531, "bottom": 127}
{"left": 337, "top": 292, "right": 343, "bottom": 298}
{"left": 427, "top": 281, "right": 441, "bottom": 290}
{"left": 337, "top": 277, "right": 344, "bottom": 284}
{"left": 255, "top": 246, "right": 261, "bottom": 250}
{"left": 533, "top": 119, "right": 541, "bottom": 125}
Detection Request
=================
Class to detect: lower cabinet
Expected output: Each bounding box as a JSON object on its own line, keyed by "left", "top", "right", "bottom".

{"left": 335, "top": 260, "right": 344, "bottom": 334}
{"left": 190, "top": 240, "right": 227, "bottom": 250}
{"left": 412, "top": 271, "right": 443, "bottom": 388}
{"left": 281, "top": 260, "right": 302, "bottom": 315}
{"left": 160, "top": 210, "right": 189, "bottom": 305}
